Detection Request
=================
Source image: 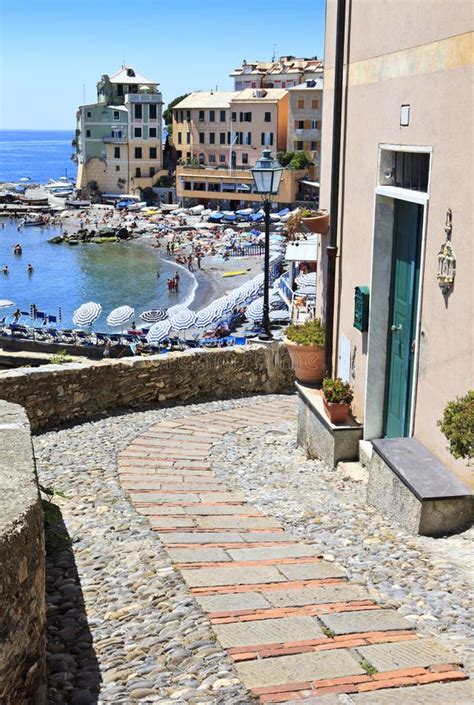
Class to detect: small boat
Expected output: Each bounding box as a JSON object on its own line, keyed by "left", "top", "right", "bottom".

{"left": 65, "top": 199, "right": 91, "bottom": 208}
{"left": 160, "top": 203, "right": 181, "bottom": 212}
{"left": 22, "top": 216, "right": 46, "bottom": 227}
{"left": 188, "top": 204, "right": 205, "bottom": 214}
{"left": 222, "top": 270, "right": 247, "bottom": 278}
{"left": 126, "top": 201, "right": 147, "bottom": 211}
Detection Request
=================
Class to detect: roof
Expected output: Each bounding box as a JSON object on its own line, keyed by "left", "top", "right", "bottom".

{"left": 230, "top": 88, "right": 288, "bottom": 103}
{"left": 173, "top": 92, "right": 236, "bottom": 109}
{"left": 108, "top": 66, "right": 157, "bottom": 85}
{"left": 288, "top": 79, "right": 324, "bottom": 91}
{"left": 285, "top": 240, "right": 318, "bottom": 262}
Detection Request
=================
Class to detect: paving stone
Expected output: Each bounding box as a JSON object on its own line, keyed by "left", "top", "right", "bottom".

{"left": 197, "top": 492, "right": 246, "bottom": 502}
{"left": 194, "top": 592, "right": 271, "bottom": 613}
{"left": 197, "top": 516, "right": 282, "bottom": 530}
{"left": 130, "top": 492, "right": 200, "bottom": 503}
{"left": 277, "top": 561, "right": 347, "bottom": 580}
{"left": 148, "top": 517, "right": 196, "bottom": 528}
{"left": 228, "top": 544, "right": 319, "bottom": 561}
{"left": 352, "top": 680, "right": 473, "bottom": 704}
{"left": 181, "top": 565, "right": 287, "bottom": 588}
{"left": 264, "top": 583, "right": 370, "bottom": 608}
{"left": 235, "top": 650, "right": 365, "bottom": 689}
{"left": 167, "top": 548, "right": 231, "bottom": 563}
{"left": 213, "top": 615, "right": 326, "bottom": 648}
{"left": 357, "top": 637, "right": 463, "bottom": 672}
{"left": 159, "top": 532, "right": 245, "bottom": 544}
{"left": 282, "top": 698, "right": 349, "bottom": 705}
{"left": 183, "top": 505, "right": 256, "bottom": 515}
{"left": 241, "top": 531, "right": 295, "bottom": 543}
{"left": 136, "top": 506, "right": 185, "bottom": 515}
{"left": 320, "top": 609, "right": 412, "bottom": 635}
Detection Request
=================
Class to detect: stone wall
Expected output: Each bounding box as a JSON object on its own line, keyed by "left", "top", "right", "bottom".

{"left": 0, "top": 401, "right": 46, "bottom": 705}
{"left": 0, "top": 343, "right": 294, "bottom": 432}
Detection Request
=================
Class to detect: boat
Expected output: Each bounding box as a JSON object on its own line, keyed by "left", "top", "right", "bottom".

{"left": 160, "top": 203, "right": 181, "bottom": 212}
{"left": 22, "top": 215, "right": 47, "bottom": 227}
{"left": 125, "top": 201, "right": 147, "bottom": 211}
{"left": 65, "top": 199, "right": 91, "bottom": 208}
{"left": 188, "top": 204, "right": 205, "bottom": 214}
{"left": 222, "top": 270, "right": 247, "bottom": 278}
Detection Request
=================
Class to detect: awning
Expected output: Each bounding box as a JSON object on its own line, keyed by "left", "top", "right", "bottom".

{"left": 285, "top": 241, "right": 318, "bottom": 262}
{"left": 299, "top": 180, "right": 320, "bottom": 188}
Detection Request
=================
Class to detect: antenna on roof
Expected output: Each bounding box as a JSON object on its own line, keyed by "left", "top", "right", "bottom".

{"left": 272, "top": 43, "right": 277, "bottom": 62}
{"left": 83, "top": 84, "right": 85, "bottom": 104}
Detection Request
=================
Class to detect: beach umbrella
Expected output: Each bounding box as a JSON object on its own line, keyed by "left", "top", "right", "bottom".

{"left": 139, "top": 309, "right": 168, "bottom": 323}
{"left": 169, "top": 307, "right": 196, "bottom": 331}
{"left": 72, "top": 301, "right": 102, "bottom": 327}
{"left": 195, "top": 306, "right": 222, "bottom": 329}
{"left": 107, "top": 305, "right": 134, "bottom": 327}
{"left": 269, "top": 309, "right": 290, "bottom": 322}
{"left": 0, "top": 299, "right": 15, "bottom": 308}
{"left": 146, "top": 319, "right": 171, "bottom": 344}
{"left": 296, "top": 285, "right": 317, "bottom": 296}
{"left": 246, "top": 297, "right": 264, "bottom": 322}
{"left": 296, "top": 272, "right": 317, "bottom": 287}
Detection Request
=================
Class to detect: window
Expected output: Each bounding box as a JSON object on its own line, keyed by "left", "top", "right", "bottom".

{"left": 242, "top": 153, "right": 248, "bottom": 165}
{"left": 114, "top": 147, "right": 120, "bottom": 158}
{"left": 186, "top": 132, "right": 190, "bottom": 144}
{"left": 297, "top": 99, "right": 305, "bottom": 109}
{"left": 209, "top": 154, "right": 216, "bottom": 163}
{"left": 177, "top": 132, "right": 182, "bottom": 144}
{"left": 311, "top": 120, "right": 318, "bottom": 129}
{"left": 150, "top": 147, "right": 157, "bottom": 159}
{"left": 209, "top": 110, "right": 215, "bottom": 122}
{"left": 134, "top": 105, "right": 142, "bottom": 119}
{"left": 264, "top": 112, "right": 271, "bottom": 122}
{"left": 297, "top": 120, "right": 304, "bottom": 129}
{"left": 199, "top": 132, "right": 205, "bottom": 144}
{"left": 149, "top": 127, "right": 157, "bottom": 138}
{"left": 261, "top": 132, "right": 274, "bottom": 146}
{"left": 244, "top": 132, "right": 252, "bottom": 145}
{"left": 150, "top": 167, "right": 155, "bottom": 177}
{"left": 117, "top": 84, "right": 124, "bottom": 96}
{"left": 209, "top": 132, "right": 215, "bottom": 144}
{"left": 219, "top": 154, "right": 226, "bottom": 163}
{"left": 231, "top": 112, "right": 236, "bottom": 122}
{"left": 239, "top": 111, "right": 252, "bottom": 122}
{"left": 311, "top": 99, "right": 319, "bottom": 109}
{"left": 135, "top": 167, "right": 141, "bottom": 177}
{"left": 310, "top": 141, "right": 317, "bottom": 150}
{"left": 115, "top": 165, "right": 120, "bottom": 171}
{"left": 113, "top": 111, "right": 120, "bottom": 120}
{"left": 186, "top": 110, "right": 191, "bottom": 121}
{"left": 219, "top": 132, "right": 226, "bottom": 145}
{"left": 295, "top": 141, "right": 304, "bottom": 150}
{"left": 149, "top": 104, "right": 157, "bottom": 119}
{"left": 220, "top": 110, "right": 226, "bottom": 122}
{"left": 134, "top": 127, "right": 142, "bottom": 137}
{"left": 198, "top": 153, "right": 205, "bottom": 165}
{"left": 135, "top": 147, "right": 142, "bottom": 158}
{"left": 86, "top": 111, "right": 91, "bottom": 118}
{"left": 199, "top": 110, "right": 205, "bottom": 122}
{"left": 86, "top": 129, "right": 91, "bottom": 138}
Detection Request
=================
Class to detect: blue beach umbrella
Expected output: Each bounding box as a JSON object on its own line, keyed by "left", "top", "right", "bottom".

{"left": 107, "top": 306, "right": 135, "bottom": 327}
{"left": 168, "top": 308, "right": 196, "bottom": 331}
{"left": 72, "top": 301, "right": 102, "bottom": 327}
{"left": 246, "top": 297, "right": 264, "bottom": 322}
{"left": 195, "top": 306, "right": 222, "bottom": 328}
{"left": 146, "top": 319, "right": 171, "bottom": 344}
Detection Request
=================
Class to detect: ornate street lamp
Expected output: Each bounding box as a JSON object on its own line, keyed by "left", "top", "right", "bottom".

{"left": 251, "top": 149, "right": 284, "bottom": 340}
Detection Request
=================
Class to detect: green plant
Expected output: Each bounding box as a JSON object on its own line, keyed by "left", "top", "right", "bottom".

{"left": 438, "top": 390, "right": 474, "bottom": 461}
{"left": 285, "top": 319, "right": 325, "bottom": 347}
{"left": 39, "top": 485, "right": 70, "bottom": 553}
{"left": 322, "top": 377, "right": 354, "bottom": 405}
{"left": 49, "top": 349, "right": 73, "bottom": 365}
{"left": 288, "top": 151, "right": 313, "bottom": 170}
{"left": 321, "top": 626, "right": 336, "bottom": 638}
{"left": 360, "top": 658, "right": 378, "bottom": 676}
{"left": 277, "top": 150, "right": 295, "bottom": 167}
{"left": 300, "top": 208, "right": 327, "bottom": 217}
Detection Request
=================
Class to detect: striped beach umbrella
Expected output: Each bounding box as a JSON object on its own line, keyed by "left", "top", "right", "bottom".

{"left": 246, "top": 297, "right": 264, "bottom": 322}
{"left": 269, "top": 309, "right": 290, "bottom": 322}
{"left": 146, "top": 319, "right": 171, "bottom": 344}
{"left": 107, "top": 306, "right": 134, "bottom": 327}
{"left": 72, "top": 301, "right": 102, "bottom": 327}
{"left": 296, "top": 272, "right": 317, "bottom": 287}
{"left": 195, "top": 306, "right": 221, "bottom": 329}
{"left": 169, "top": 308, "right": 196, "bottom": 331}
{"left": 139, "top": 309, "right": 168, "bottom": 323}
{"left": 0, "top": 299, "right": 15, "bottom": 308}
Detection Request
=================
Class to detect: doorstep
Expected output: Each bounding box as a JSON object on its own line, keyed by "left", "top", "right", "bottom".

{"left": 368, "top": 437, "right": 474, "bottom": 536}
{"left": 296, "top": 382, "right": 363, "bottom": 467}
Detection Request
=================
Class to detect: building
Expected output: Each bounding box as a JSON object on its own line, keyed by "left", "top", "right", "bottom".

{"left": 315, "top": 1, "right": 473, "bottom": 489}
{"left": 172, "top": 89, "right": 307, "bottom": 208}
{"left": 287, "top": 79, "right": 323, "bottom": 178}
{"left": 75, "top": 66, "right": 164, "bottom": 196}
{"left": 230, "top": 56, "right": 324, "bottom": 90}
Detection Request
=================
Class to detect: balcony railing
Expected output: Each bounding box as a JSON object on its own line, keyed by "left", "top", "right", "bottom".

{"left": 295, "top": 128, "right": 320, "bottom": 139}
{"left": 125, "top": 93, "right": 162, "bottom": 104}
{"left": 103, "top": 136, "right": 127, "bottom": 144}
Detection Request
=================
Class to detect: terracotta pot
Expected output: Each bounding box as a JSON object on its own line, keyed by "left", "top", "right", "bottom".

{"left": 284, "top": 338, "right": 325, "bottom": 384}
{"left": 302, "top": 210, "right": 329, "bottom": 235}
{"left": 323, "top": 398, "right": 350, "bottom": 424}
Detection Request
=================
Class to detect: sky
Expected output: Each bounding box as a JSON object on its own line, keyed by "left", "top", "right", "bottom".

{"left": 0, "top": 0, "right": 326, "bottom": 130}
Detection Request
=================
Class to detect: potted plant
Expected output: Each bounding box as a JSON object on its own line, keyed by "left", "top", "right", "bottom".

{"left": 300, "top": 208, "right": 330, "bottom": 235}
{"left": 438, "top": 390, "right": 474, "bottom": 462}
{"left": 284, "top": 319, "right": 325, "bottom": 384}
{"left": 322, "top": 377, "right": 354, "bottom": 423}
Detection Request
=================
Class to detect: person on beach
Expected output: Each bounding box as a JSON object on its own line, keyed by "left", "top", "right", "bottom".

{"left": 174, "top": 272, "right": 180, "bottom": 292}
{"left": 2, "top": 265, "right": 8, "bottom": 274}
{"left": 14, "top": 244, "right": 22, "bottom": 255}
{"left": 27, "top": 264, "right": 34, "bottom": 274}
{"left": 167, "top": 278, "right": 173, "bottom": 293}
{"left": 13, "top": 308, "right": 21, "bottom": 323}
{"left": 197, "top": 254, "right": 202, "bottom": 269}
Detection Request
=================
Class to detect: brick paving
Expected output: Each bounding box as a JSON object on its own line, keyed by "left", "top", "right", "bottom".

{"left": 118, "top": 398, "right": 472, "bottom": 704}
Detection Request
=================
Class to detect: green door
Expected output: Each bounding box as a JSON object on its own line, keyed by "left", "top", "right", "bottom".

{"left": 384, "top": 200, "right": 423, "bottom": 438}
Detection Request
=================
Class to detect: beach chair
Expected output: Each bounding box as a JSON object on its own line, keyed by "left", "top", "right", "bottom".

{"left": 10, "top": 324, "right": 31, "bottom": 339}
{"left": 74, "top": 330, "right": 94, "bottom": 346}
{"left": 95, "top": 332, "right": 108, "bottom": 346}
{"left": 59, "top": 329, "right": 76, "bottom": 344}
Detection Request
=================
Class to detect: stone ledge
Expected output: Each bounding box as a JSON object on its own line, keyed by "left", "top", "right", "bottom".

{"left": 296, "top": 383, "right": 363, "bottom": 468}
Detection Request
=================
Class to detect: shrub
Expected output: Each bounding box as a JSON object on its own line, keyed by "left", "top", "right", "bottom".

{"left": 438, "top": 390, "right": 474, "bottom": 461}
{"left": 49, "top": 349, "right": 73, "bottom": 365}
{"left": 285, "top": 319, "right": 325, "bottom": 347}
{"left": 288, "top": 151, "right": 313, "bottom": 170}
{"left": 322, "top": 377, "right": 354, "bottom": 405}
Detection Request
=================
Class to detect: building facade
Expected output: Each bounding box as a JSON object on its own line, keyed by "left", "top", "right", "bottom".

{"left": 287, "top": 79, "right": 323, "bottom": 178}
{"left": 230, "top": 56, "right": 324, "bottom": 90}
{"left": 318, "top": 1, "right": 473, "bottom": 484}
{"left": 75, "top": 66, "right": 164, "bottom": 196}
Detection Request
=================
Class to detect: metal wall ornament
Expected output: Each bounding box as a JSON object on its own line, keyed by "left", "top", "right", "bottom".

{"left": 437, "top": 209, "right": 456, "bottom": 295}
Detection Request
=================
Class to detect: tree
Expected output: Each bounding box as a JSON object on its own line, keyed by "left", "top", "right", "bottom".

{"left": 163, "top": 94, "right": 190, "bottom": 134}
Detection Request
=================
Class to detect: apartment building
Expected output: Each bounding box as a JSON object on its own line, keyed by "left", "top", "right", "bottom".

{"left": 287, "top": 79, "right": 323, "bottom": 178}
{"left": 75, "top": 66, "right": 164, "bottom": 195}
{"left": 230, "top": 56, "right": 324, "bottom": 90}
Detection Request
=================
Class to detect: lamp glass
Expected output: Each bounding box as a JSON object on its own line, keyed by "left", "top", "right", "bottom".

{"left": 251, "top": 148, "right": 284, "bottom": 196}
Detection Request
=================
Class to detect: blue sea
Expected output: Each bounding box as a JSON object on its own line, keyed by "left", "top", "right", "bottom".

{"left": 0, "top": 130, "right": 196, "bottom": 330}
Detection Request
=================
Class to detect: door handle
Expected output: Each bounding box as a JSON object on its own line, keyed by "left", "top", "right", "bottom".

{"left": 391, "top": 324, "right": 402, "bottom": 332}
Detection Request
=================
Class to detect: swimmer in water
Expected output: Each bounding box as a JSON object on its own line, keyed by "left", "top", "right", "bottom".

{"left": 27, "top": 263, "right": 34, "bottom": 274}
{"left": 2, "top": 265, "right": 9, "bottom": 274}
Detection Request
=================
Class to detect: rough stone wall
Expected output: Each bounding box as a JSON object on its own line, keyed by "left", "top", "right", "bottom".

{"left": 0, "top": 401, "right": 46, "bottom": 705}
{"left": 0, "top": 343, "right": 294, "bottom": 432}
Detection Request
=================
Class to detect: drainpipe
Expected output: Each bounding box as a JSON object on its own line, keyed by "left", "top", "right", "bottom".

{"left": 325, "top": 0, "right": 346, "bottom": 377}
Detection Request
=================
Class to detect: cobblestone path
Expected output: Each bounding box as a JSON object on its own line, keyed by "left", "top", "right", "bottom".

{"left": 118, "top": 397, "right": 472, "bottom": 704}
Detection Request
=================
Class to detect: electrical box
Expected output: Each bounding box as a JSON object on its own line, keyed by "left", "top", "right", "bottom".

{"left": 354, "top": 286, "right": 370, "bottom": 332}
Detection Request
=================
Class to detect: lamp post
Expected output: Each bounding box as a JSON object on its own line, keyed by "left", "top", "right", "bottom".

{"left": 251, "top": 148, "right": 284, "bottom": 340}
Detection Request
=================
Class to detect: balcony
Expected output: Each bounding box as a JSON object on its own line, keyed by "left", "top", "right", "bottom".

{"left": 125, "top": 93, "right": 163, "bottom": 104}
{"left": 295, "top": 129, "right": 320, "bottom": 139}
{"left": 103, "top": 136, "right": 127, "bottom": 144}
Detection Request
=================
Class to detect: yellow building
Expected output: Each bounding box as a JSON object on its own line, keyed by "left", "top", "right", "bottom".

{"left": 287, "top": 79, "right": 323, "bottom": 179}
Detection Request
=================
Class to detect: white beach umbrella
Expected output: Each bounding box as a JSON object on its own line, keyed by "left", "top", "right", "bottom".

{"left": 146, "top": 319, "right": 171, "bottom": 344}
{"left": 296, "top": 272, "right": 317, "bottom": 287}
{"left": 107, "top": 305, "right": 134, "bottom": 327}
{"left": 0, "top": 299, "right": 15, "bottom": 308}
{"left": 168, "top": 308, "right": 196, "bottom": 331}
{"left": 246, "top": 297, "right": 264, "bottom": 322}
{"left": 139, "top": 309, "right": 168, "bottom": 323}
{"left": 72, "top": 301, "right": 102, "bottom": 327}
{"left": 195, "top": 306, "right": 222, "bottom": 329}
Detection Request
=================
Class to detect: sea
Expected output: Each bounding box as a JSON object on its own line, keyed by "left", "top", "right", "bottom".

{"left": 0, "top": 130, "right": 196, "bottom": 330}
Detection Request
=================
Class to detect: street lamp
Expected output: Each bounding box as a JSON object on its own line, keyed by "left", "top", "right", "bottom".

{"left": 251, "top": 148, "right": 284, "bottom": 340}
